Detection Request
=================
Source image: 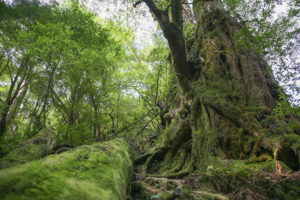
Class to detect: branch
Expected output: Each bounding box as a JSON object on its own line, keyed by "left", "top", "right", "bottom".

{"left": 0, "top": 57, "right": 10, "bottom": 77}
{"left": 139, "top": 0, "right": 191, "bottom": 92}
{"left": 136, "top": 115, "right": 157, "bottom": 136}
{"left": 133, "top": 0, "right": 143, "bottom": 8}
{"left": 133, "top": 87, "right": 159, "bottom": 117}
{"left": 143, "top": 0, "right": 163, "bottom": 18}
{"left": 182, "top": 1, "right": 193, "bottom": 5}
{"left": 50, "top": 88, "right": 69, "bottom": 122}
{"left": 164, "top": 4, "right": 171, "bottom": 13}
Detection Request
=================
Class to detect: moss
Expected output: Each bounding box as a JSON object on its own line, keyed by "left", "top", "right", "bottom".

{"left": 279, "top": 134, "right": 300, "bottom": 170}
{"left": 191, "top": 190, "right": 229, "bottom": 200}
{"left": 0, "top": 128, "right": 57, "bottom": 169}
{"left": 261, "top": 116, "right": 292, "bottom": 137}
{"left": 196, "top": 159, "right": 299, "bottom": 199}
{"left": 244, "top": 154, "right": 273, "bottom": 164}
{"left": 0, "top": 139, "right": 133, "bottom": 200}
{"left": 129, "top": 181, "right": 151, "bottom": 200}
{"left": 245, "top": 106, "right": 271, "bottom": 121}
{"left": 158, "top": 193, "right": 171, "bottom": 200}
{"left": 288, "top": 119, "right": 300, "bottom": 134}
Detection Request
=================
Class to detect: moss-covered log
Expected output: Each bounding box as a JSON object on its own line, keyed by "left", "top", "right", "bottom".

{"left": 0, "top": 128, "right": 57, "bottom": 169}
{"left": 0, "top": 139, "right": 133, "bottom": 200}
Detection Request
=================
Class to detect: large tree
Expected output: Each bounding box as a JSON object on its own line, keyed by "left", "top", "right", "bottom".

{"left": 135, "top": 0, "right": 299, "bottom": 181}
{"left": 131, "top": 0, "right": 300, "bottom": 199}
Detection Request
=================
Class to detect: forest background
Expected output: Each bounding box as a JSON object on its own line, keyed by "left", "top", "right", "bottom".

{"left": 0, "top": 0, "right": 300, "bottom": 199}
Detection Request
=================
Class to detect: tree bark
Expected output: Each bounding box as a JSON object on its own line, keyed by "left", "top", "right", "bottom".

{"left": 143, "top": 0, "right": 192, "bottom": 92}
{"left": 138, "top": 0, "right": 300, "bottom": 175}
{"left": 0, "top": 59, "right": 30, "bottom": 138}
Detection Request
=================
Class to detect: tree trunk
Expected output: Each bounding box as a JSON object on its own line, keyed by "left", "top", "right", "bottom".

{"left": 0, "top": 111, "right": 8, "bottom": 138}
{"left": 143, "top": 0, "right": 192, "bottom": 92}
{"left": 134, "top": 2, "right": 300, "bottom": 199}
{"left": 188, "top": 1, "right": 279, "bottom": 168}
{"left": 138, "top": 0, "right": 300, "bottom": 174}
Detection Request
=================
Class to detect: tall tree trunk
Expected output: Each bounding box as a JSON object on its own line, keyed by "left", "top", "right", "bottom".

{"left": 0, "top": 110, "right": 8, "bottom": 138}
{"left": 142, "top": 0, "right": 192, "bottom": 92}
{"left": 0, "top": 66, "right": 28, "bottom": 138}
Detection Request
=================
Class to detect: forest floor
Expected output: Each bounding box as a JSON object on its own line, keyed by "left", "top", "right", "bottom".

{"left": 129, "top": 149, "right": 300, "bottom": 200}
{"left": 130, "top": 168, "right": 230, "bottom": 200}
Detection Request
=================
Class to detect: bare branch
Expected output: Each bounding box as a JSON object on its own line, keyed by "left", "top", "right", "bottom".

{"left": 133, "top": 0, "right": 143, "bottom": 8}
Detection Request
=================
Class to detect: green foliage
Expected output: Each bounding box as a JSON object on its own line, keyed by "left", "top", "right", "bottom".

{"left": 279, "top": 133, "right": 300, "bottom": 170}
{"left": 274, "top": 88, "right": 300, "bottom": 117}
{"left": 0, "top": 0, "right": 156, "bottom": 145}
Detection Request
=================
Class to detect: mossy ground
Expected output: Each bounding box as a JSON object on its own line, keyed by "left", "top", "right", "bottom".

{"left": 0, "top": 128, "right": 57, "bottom": 169}
{"left": 0, "top": 139, "right": 133, "bottom": 200}
{"left": 131, "top": 158, "right": 299, "bottom": 200}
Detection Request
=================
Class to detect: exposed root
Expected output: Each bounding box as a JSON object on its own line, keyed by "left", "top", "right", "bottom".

{"left": 55, "top": 147, "right": 72, "bottom": 154}
{"left": 143, "top": 176, "right": 184, "bottom": 192}
{"left": 151, "top": 171, "right": 190, "bottom": 179}
{"left": 134, "top": 151, "right": 153, "bottom": 165}
{"left": 265, "top": 171, "right": 300, "bottom": 192}
{"left": 228, "top": 189, "right": 268, "bottom": 200}
{"left": 191, "top": 190, "right": 229, "bottom": 200}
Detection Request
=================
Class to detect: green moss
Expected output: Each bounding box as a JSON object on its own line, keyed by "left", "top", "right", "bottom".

{"left": 0, "top": 139, "right": 133, "bottom": 200}
{"left": 261, "top": 116, "right": 292, "bottom": 136}
{"left": 245, "top": 106, "right": 271, "bottom": 121}
{"left": 160, "top": 192, "right": 176, "bottom": 200}
{"left": 279, "top": 134, "right": 300, "bottom": 170}
{"left": 129, "top": 181, "right": 151, "bottom": 200}
{"left": 288, "top": 119, "right": 300, "bottom": 134}
{"left": 0, "top": 128, "right": 57, "bottom": 169}
{"left": 244, "top": 154, "right": 272, "bottom": 164}
{"left": 281, "top": 134, "right": 300, "bottom": 152}
{"left": 197, "top": 159, "right": 299, "bottom": 199}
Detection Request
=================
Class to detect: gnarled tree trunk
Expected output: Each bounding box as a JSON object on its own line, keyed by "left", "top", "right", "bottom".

{"left": 133, "top": 2, "right": 300, "bottom": 199}
{"left": 138, "top": 0, "right": 299, "bottom": 175}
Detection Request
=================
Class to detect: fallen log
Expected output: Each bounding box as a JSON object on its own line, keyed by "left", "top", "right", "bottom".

{"left": 0, "top": 139, "right": 133, "bottom": 200}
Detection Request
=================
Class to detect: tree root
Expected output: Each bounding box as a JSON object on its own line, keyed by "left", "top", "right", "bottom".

{"left": 190, "top": 190, "right": 229, "bottom": 200}
{"left": 228, "top": 189, "right": 268, "bottom": 200}
{"left": 133, "top": 175, "right": 184, "bottom": 196}
{"left": 134, "top": 151, "right": 153, "bottom": 165}
{"left": 150, "top": 171, "right": 190, "bottom": 179}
